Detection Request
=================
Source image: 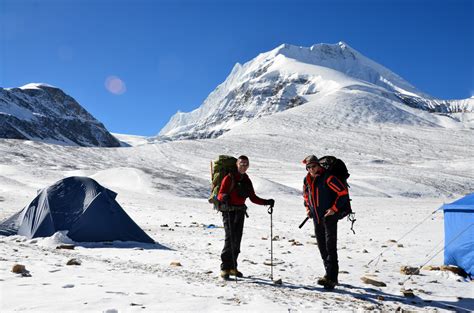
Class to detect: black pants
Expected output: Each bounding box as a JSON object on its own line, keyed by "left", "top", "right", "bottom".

{"left": 221, "top": 210, "right": 246, "bottom": 270}
{"left": 313, "top": 215, "right": 339, "bottom": 281}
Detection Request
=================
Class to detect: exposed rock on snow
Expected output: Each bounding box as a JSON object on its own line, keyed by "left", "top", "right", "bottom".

{"left": 66, "top": 258, "right": 81, "bottom": 266}
{"left": 422, "top": 265, "right": 469, "bottom": 277}
{"left": 401, "top": 288, "right": 415, "bottom": 298}
{"left": 56, "top": 244, "right": 75, "bottom": 250}
{"left": 170, "top": 261, "right": 182, "bottom": 267}
{"left": 11, "top": 264, "right": 26, "bottom": 273}
{"left": 361, "top": 276, "right": 387, "bottom": 287}
{"left": 11, "top": 263, "right": 31, "bottom": 277}
{"left": 400, "top": 266, "right": 420, "bottom": 275}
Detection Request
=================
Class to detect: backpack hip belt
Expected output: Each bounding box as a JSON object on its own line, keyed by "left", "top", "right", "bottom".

{"left": 218, "top": 204, "right": 248, "bottom": 212}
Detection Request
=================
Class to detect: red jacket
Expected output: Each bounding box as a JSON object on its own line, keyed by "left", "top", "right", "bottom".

{"left": 218, "top": 172, "right": 266, "bottom": 206}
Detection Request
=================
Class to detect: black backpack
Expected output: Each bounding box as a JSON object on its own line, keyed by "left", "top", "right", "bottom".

{"left": 319, "top": 156, "right": 356, "bottom": 232}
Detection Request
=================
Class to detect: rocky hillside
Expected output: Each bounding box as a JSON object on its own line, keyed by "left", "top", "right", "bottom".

{"left": 0, "top": 83, "right": 121, "bottom": 147}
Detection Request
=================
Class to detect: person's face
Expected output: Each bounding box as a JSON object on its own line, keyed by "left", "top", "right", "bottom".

{"left": 237, "top": 159, "right": 249, "bottom": 174}
{"left": 306, "top": 162, "right": 320, "bottom": 177}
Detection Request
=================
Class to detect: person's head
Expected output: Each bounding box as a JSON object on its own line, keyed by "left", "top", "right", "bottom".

{"left": 236, "top": 155, "right": 249, "bottom": 174}
{"left": 303, "top": 155, "right": 321, "bottom": 177}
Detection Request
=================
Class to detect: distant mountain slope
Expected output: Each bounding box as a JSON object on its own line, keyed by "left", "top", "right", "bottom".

{"left": 0, "top": 83, "right": 121, "bottom": 147}
{"left": 158, "top": 42, "right": 472, "bottom": 140}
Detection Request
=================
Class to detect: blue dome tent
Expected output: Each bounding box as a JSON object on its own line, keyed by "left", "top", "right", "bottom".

{"left": 439, "top": 193, "right": 474, "bottom": 277}
{"left": 0, "top": 177, "right": 154, "bottom": 243}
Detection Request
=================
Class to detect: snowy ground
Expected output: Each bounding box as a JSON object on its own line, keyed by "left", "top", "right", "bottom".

{"left": 0, "top": 119, "right": 473, "bottom": 312}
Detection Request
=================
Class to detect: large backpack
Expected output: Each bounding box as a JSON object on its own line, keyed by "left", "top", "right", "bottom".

{"left": 208, "top": 155, "right": 237, "bottom": 210}
{"left": 319, "top": 156, "right": 356, "bottom": 232}
{"left": 319, "top": 156, "right": 350, "bottom": 186}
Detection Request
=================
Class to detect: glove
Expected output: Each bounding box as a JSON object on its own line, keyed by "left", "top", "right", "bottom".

{"left": 220, "top": 194, "right": 230, "bottom": 204}
{"left": 266, "top": 199, "right": 275, "bottom": 207}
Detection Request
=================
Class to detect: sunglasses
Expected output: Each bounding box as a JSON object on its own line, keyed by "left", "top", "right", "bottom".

{"left": 306, "top": 164, "right": 318, "bottom": 170}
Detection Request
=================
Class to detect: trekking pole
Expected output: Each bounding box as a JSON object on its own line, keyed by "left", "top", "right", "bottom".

{"left": 268, "top": 205, "right": 274, "bottom": 280}
{"left": 299, "top": 217, "right": 309, "bottom": 229}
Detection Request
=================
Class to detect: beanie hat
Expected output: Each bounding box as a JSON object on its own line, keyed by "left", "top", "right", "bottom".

{"left": 302, "top": 155, "right": 319, "bottom": 165}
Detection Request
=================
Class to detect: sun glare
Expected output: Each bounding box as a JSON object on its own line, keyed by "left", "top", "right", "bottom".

{"left": 105, "top": 76, "right": 126, "bottom": 95}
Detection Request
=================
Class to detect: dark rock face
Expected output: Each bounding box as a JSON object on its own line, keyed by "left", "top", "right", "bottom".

{"left": 158, "top": 74, "right": 310, "bottom": 140}
{"left": 0, "top": 85, "right": 121, "bottom": 147}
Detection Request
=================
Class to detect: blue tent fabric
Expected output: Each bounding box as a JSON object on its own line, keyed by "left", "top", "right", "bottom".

{"left": 439, "top": 193, "right": 474, "bottom": 276}
{"left": 0, "top": 177, "right": 154, "bottom": 243}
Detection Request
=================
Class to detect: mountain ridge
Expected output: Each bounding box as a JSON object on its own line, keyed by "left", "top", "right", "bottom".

{"left": 0, "top": 83, "right": 121, "bottom": 147}
{"left": 158, "top": 42, "right": 472, "bottom": 140}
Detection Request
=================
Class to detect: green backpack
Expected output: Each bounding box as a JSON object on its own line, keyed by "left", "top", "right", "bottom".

{"left": 208, "top": 155, "right": 237, "bottom": 209}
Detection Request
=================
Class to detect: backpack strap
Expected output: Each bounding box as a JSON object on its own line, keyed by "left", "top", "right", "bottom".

{"left": 326, "top": 175, "right": 349, "bottom": 213}
{"left": 227, "top": 172, "right": 236, "bottom": 193}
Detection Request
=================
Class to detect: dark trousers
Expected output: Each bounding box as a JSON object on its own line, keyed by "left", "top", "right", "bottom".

{"left": 221, "top": 210, "right": 246, "bottom": 270}
{"left": 313, "top": 215, "right": 339, "bottom": 281}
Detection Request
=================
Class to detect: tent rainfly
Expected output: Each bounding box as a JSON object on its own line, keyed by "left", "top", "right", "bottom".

{"left": 0, "top": 176, "right": 154, "bottom": 243}
{"left": 439, "top": 193, "right": 474, "bottom": 277}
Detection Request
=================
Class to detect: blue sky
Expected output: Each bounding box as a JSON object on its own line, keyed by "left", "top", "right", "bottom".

{"left": 1, "top": 0, "right": 472, "bottom": 136}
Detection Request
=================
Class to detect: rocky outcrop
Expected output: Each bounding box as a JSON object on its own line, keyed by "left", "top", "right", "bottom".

{"left": 0, "top": 84, "right": 121, "bottom": 147}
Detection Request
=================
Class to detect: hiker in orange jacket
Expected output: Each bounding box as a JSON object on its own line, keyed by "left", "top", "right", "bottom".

{"left": 302, "top": 155, "right": 349, "bottom": 289}
{"left": 217, "top": 155, "right": 275, "bottom": 279}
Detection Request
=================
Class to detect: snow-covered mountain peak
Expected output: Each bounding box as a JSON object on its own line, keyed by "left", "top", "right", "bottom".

{"left": 264, "top": 42, "right": 421, "bottom": 96}
{"left": 271, "top": 41, "right": 357, "bottom": 59}
{"left": 18, "top": 83, "right": 58, "bottom": 90}
{"left": 157, "top": 42, "right": 472, "bottom": 140}
{"left": 0, "top": 84, "right": 121, "bottom": 147}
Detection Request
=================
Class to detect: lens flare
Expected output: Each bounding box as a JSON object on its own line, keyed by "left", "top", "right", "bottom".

{"left": 105, "top": 76, "right": 126, "bottom": 95}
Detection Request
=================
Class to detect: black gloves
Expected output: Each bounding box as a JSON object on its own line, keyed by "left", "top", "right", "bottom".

{"left": 266, "top": 199, "right": 275, "bottom": 207}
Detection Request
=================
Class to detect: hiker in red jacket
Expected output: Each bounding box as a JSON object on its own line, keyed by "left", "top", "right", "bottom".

{"left": 302, "top": 155, "right": 349, "bottom": 289}
{"left": 217, "top": 155, "right": 275, "bottom": 279}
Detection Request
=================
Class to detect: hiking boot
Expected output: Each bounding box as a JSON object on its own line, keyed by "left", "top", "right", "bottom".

{"left": 220, "top": 269, "right": 230, "bottom": 279}
{"left": 323, "top": 279, "right": 337, "bottom": 290}
{"left": 229, "top": 268, "right": 243, "bottom": 278}
{"left": 317, "top": 275, "right": 338, "bottom": 286}
{"left": 317, "top": 276, "right": 329, "bottom": 286}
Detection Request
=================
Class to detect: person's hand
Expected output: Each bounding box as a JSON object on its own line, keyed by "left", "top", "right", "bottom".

{"left": 221, "top": 194, "right": 229, "bottom": 204}
{"left": 266, "top": 199, "right": 275, "bottom": 207}
{"left": 324, "top": 209, "right": 336, "bottom": 217}
{"left": 306, "top": 210, "right": 313, "bottom": 218}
